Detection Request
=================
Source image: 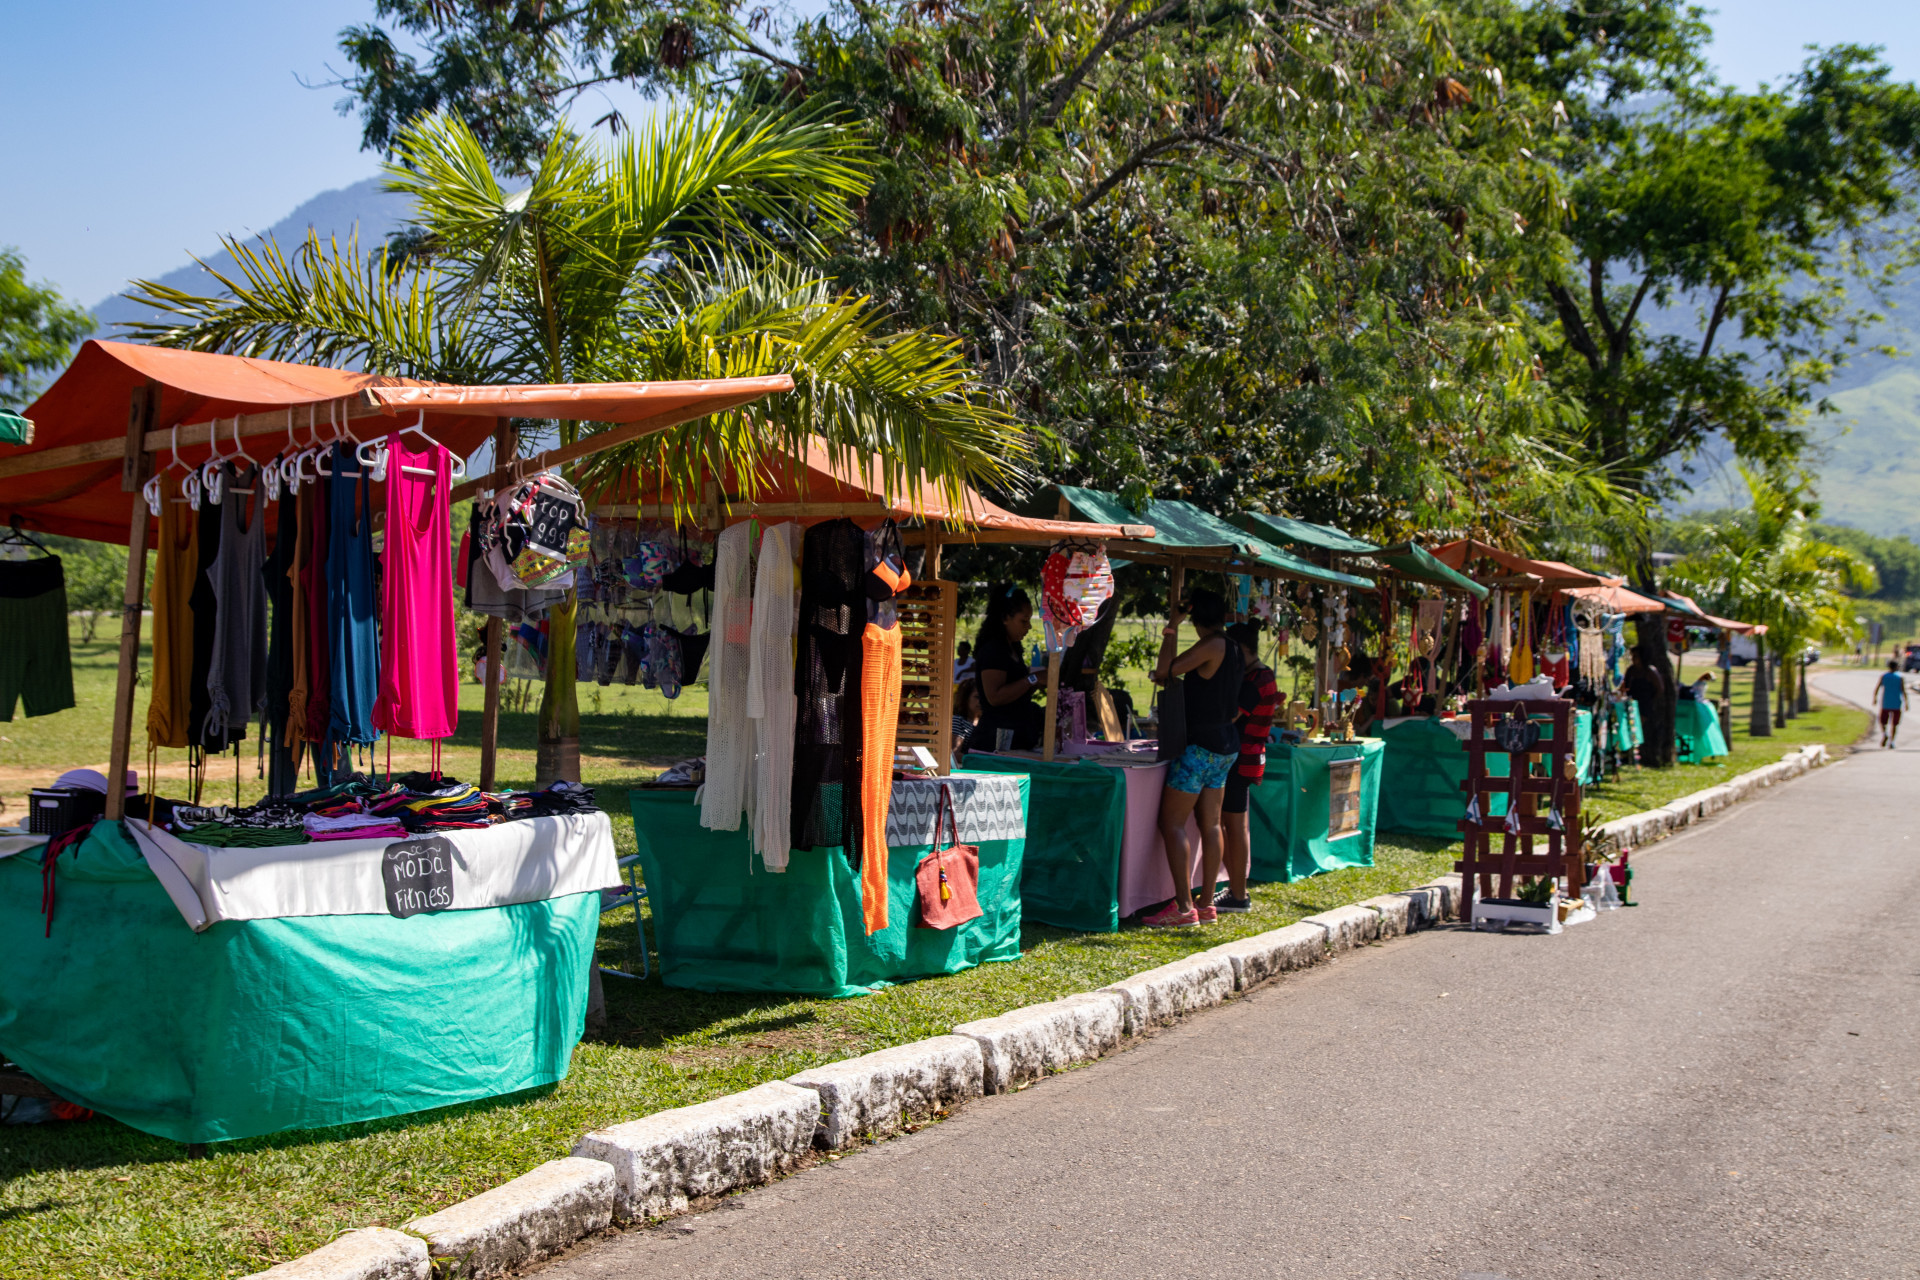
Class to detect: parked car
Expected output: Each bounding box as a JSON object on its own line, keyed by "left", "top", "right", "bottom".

{"left": 1903, "top": 643, "right": 1920, "bottom": 673}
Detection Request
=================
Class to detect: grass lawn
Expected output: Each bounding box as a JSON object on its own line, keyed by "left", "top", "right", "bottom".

{"left": 0, "top": 623, "right": 1869, "bottom": 1279}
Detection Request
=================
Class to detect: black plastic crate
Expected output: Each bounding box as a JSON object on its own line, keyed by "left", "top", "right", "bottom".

{"left": 27, "top": 787, "right": 104, "bottom": 838}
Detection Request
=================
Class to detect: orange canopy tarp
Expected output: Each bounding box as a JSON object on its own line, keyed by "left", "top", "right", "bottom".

{"left": 1564, "top": 582, "right": 1668, "bottom": 614}
{"left": 0, "top": 340, "right": 791, "bottom": 544}
{"left": 1430, "top": 538, "right": 1608, "bottom": 590}
{"left": 592, "top": 440, "right": 1152, "bottom": 542}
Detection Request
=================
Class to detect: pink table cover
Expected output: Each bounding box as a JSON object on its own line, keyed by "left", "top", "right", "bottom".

{"left": 1107, "top": 759, "right": 1225, "bottom": 917}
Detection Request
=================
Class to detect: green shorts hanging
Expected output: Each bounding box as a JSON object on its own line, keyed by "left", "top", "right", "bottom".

{"left": 0, "top": 554, "right": 76, "bottom": 721}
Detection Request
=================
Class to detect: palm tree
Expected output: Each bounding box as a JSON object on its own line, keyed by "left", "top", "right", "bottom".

{"left": 1667, "top": 468, "right": 1875, "bottom": 733}
{"left": 126, "top": 104, "right": 1026, "bottom": 770}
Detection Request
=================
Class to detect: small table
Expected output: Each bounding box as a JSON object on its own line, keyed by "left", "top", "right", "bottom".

{"left": 1675, "top": 697, "right": 1730, "bottom": 762}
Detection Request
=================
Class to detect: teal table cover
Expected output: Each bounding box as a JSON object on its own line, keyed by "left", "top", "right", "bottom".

{"left": 953, "top": 755, "right": 1126, "bottom": 932}
{"left": 0, "top": 820, "right": 598, "bottom": 1144}
{"left": 1247, "top": 738, "right": 1382, "bottom": 881}
{"left": 628, "top": 777, "right": 1030, "bottom": 998}
{"left": 1675, "top": 697, "right": 1730, "bottom": 762}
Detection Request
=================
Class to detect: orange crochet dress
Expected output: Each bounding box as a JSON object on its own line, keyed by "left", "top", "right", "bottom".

{"left": 859, "top": 620, "right": 904, "bottom": 933}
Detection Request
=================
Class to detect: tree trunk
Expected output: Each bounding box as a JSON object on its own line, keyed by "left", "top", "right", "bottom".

{"left": 1633, "top": 616, "right": 1677, "bottom": 767}
{"left": 1794, "top": 657, "right": 1810, "bottom": 713}
{"left": 1773, "top": 652, "right": 1788, "bottom": 729}
{"left": 1748, "top": 647, "right": 1772, "bottom": 737}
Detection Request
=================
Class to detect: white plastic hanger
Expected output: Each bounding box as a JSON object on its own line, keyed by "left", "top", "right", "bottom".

{"left": 225, "top": 414, "right": 259, "bottom": 495}
{"left": 315, "top": 399, "right": 361, "bottom": 477}
{"left": 146, "top": 422, "right": 204, "bottom": 513}
{"left": 356, "top": 411, "right": 468, "bottom": 482}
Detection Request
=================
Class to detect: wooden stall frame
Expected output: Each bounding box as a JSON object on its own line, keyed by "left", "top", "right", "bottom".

{"left": 1453, "top": 697, "right": 1585, "bottom": 920}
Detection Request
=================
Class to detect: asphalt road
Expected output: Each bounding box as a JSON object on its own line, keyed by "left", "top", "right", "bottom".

{"left": 538, "top": 744, "right": 1920, "bottom": 1280}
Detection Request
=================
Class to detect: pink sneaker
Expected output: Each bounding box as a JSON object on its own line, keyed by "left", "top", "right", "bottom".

{"left": 1194, "top": 904, "right": 1218, "bottom": 924}
{"left": 1142, "top": 902, "right": 1200, "bottom": 928}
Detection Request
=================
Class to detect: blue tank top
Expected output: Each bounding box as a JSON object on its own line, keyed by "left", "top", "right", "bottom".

{"left": 327, "top": 445, "right": 380, "bottom": 746}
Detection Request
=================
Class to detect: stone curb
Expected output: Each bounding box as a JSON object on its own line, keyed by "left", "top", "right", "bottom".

{"left": 954, "top": 992, "right": 1127, "bottom": 1094}
{"left": 1588, "top": 744, "right": 1828, "bottom": 855}
{"left": 241, "top": 1228, "right": 429, "bottom": 1280}
{"left": 787, "top": 1035, "right": 985, "bottom": 1150}
{"left": 1299, "top": 903, "right": 1381, "bottom": 952}
{"left": 572, "top": 1081, "right": 817, "bottom": 1221}
{"left": 1099, "top": 952, "right": 1237, "bottom": 1036}
{"left": 1204, "top": 921, "right": 1329, "bottom": 991}
{"left": 404, "top": 1156, "right": 614, "bottom": 1278}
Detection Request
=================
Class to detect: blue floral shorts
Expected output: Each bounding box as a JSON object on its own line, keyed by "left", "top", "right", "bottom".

{"left": 1166, "top": 743, "right": 1236, "bottom": 795}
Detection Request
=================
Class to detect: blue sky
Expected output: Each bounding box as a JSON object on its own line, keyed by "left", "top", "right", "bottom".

{"left": 3, "top": 0, "right": 1916, "bottom": 307}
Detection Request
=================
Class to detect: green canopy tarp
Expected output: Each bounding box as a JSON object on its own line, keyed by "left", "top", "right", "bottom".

{"left": 1052, "top": 486, "right": 1375, "bottom": 589}
{"left": 629, "top": 783, "right": 1029, "bottom": 997}
{"left": 1372, "top": 541, "right": 1490, "bottom": 600}
{"left": 1234, "top": 510, "right": 1378, "bottom": 556}
{"left": 0, "top": 820, "right": 598, "bottom": 1144}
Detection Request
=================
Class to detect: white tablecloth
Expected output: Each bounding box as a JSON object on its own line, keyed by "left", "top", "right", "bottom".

{"left": 125, "top": 811, "right": 621, "bottom": 931}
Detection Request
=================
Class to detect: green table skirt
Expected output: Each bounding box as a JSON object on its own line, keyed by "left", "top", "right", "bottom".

{"left": 1247, "top": 739, "right": 1382, "bottom": 881}
{"left": 953, "top": 755, "right": 1126, "bottom": 933}
{"left": 629, "top": 782, "right": 1029, "bottom": 998}
{"left": 1675, "top": 697, "right": 1730, "bottom": 762}
{"left": 0, "top": 820, "right": 598, "bottom": 1144}
{"left": 1377, "top": 710, "right": 1593, "bottom": 840}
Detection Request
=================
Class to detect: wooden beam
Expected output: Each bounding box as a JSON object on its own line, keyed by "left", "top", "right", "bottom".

{"left": 1041, "top": 649, "right": 1062, "bottom": 762}
{"left": 105, "top": 382, "right": 159, "bottom": 821}
{"left": 448, "top": 389, "right": 780, "bottom": 503}
{"left": 0, "top": 398, "right": 394, "bottom": 482}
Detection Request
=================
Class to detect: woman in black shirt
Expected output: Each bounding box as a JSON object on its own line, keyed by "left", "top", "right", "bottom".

{"left": 1144, "top": 587, "right": 1242, "bottom": 928}
{"left": 968, "top": 583, "right": 1045, "bottom": 751}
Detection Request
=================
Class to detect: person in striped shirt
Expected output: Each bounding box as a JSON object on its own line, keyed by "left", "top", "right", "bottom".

{"left": 1216, "top": 622, "right": 1277, "bottom": 913}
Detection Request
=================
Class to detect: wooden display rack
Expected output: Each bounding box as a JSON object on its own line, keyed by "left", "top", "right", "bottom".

{"left": 1455, "top": 697, "right": 1585, "bottom": 920}
{"left": 894, "top": 577, "right": 958, "bottom": 775}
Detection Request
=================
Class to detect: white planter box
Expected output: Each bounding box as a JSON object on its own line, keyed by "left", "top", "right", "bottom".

{"left": 1470, "top": 896, "right": 1561, "bottom": 934}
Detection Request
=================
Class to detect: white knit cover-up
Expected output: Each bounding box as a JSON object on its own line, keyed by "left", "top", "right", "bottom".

{"left": 701, "top": 522, "right": 755, "bottom": 831}
{"left": 747, "top": 523, "right": 798, "bottom": 871}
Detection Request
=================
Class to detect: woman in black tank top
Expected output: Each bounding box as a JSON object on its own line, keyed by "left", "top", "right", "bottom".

{"left": 1143, "top": 587, "right": 1241, "bottom": 927}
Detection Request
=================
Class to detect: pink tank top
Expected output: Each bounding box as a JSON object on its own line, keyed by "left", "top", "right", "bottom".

{"left": 372, "top": 437, "right": 458, "bottom": 740}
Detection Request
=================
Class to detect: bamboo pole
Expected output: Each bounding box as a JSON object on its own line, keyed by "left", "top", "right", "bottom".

{"left": 104, "top": 382, "right": 159, "bottom": 821}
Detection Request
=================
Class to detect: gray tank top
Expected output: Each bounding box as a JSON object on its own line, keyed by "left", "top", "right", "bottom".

{"left": 204, "top": 464, "right": 269, "bottom": 744}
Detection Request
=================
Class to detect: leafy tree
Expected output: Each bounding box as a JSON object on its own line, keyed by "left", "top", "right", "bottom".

{"left": 126, "top": 103, "right": 1023, "bottom": 762}
{"left": 1666, "top": 468, "right": 1876, "bottom": 729}
{"left": 1, "top": 248, "right": 92, "bottom": 411}
{"left": 1810, "top": 523, "right": 1920, "bottom": 601}
{"left": 44, "top": 536, "right": 132, "bottom": 643}
{"left": 328, "top": 0, "right": 1624, "bottom": 549}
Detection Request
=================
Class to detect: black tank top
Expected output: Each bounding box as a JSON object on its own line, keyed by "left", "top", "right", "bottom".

{"left": 1183, "top": 637, "right": 1244, "bottom": 755}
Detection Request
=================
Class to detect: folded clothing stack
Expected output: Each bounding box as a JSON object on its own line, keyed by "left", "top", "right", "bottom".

{"left": 303, "top": 812, "right": 408, "bottom": 841}
{"left": 367, "top": 781, "right": 492, "bottom": 832}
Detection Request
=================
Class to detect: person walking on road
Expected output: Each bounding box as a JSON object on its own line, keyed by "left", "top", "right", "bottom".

{"left": 1877, "top": 659, "right": 1908, "bottom": 747}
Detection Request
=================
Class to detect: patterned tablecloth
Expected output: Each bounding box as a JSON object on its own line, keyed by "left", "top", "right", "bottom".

{"left": 885, "top": 772, "right": 1029, "bottom": 847}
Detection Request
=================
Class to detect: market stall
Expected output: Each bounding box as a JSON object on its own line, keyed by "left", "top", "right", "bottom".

{"left": 0, "top": 342, "right": 789, "bottom": 1139}
{"left": 960, "top": 488, "right": 1384, "bottom": 929}
{"left": 591, "top": 446, "right": 1145, "bottom": 990}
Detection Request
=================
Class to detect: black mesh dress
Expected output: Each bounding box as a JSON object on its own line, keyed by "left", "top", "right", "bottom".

{"left": 790, "top": 518, "right": 867, "bottom": 857}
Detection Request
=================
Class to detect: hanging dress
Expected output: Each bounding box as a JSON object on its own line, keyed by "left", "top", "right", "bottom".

{"left": 856, "top": 521, "right": 911, "bottom": 933}
{"left": 203, "top": 465, "right": 268, "bottom": 747}
{"left": 263, "top": 492, "right": 300, "bottom": 792}
{"left": 791, "top": 518, "right": 866, "bottom": 855}
{"left": 747, "top": 523, "right": 798, "bottom": 872}
{"left": 301, "top": 474, "right": 331, "bottom": 746}
{"left": 187, "top": 488, "right": 225, "bottom": 750}
{"left": 372, "top": 437, "right": 457, "bottom": 740}
{"left": 326, "top": 444, "right": 380, "bottom": 750}
{"left": 1509, "top": 589, "right": 1535, "bottom": 684}
{"left": 146, "top": 470, "right": 199, "bottom": 750}
{"left": 701, "top": 521, "right": 755, "bottom": 832}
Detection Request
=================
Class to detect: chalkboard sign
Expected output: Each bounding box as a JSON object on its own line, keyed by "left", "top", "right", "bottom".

{"left": 525, "top": 489, "right": 578, "bottom": 555}
{"left": 382, "top": 836, "right": 456, "bottom": 918}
